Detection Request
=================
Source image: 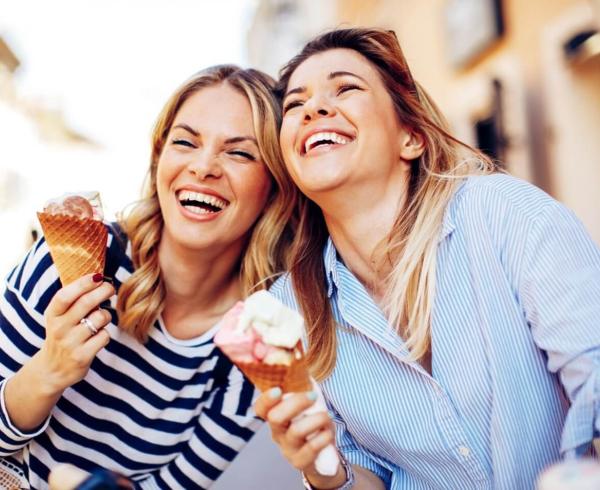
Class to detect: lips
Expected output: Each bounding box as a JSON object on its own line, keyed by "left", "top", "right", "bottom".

{"left": 299, "top": 128, "right": 355, "bottom": 156}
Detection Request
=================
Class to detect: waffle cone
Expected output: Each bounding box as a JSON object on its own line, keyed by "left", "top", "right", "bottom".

{"left": 37, "top": 212, "right": 108, "bottom": 286}
{"left": 237, "top": 353, "right": 312, "bottom": 393}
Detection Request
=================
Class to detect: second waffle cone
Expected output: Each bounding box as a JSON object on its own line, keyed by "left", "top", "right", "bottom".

{"left": 237, "top": 351, "right": 312, "bottom": 393}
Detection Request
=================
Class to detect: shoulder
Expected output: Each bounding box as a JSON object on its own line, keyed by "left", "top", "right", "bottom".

{"left": 5, "top": 237, "right": 55, "bottom": 305}
{"left": 449, "top": 173, "right": 557, "bottom": 227}
{"left": 6, "top": 221, "right": 130, "bottom": 306}
{"left": 105, "top": 222, "right": 133, "bottom": 281}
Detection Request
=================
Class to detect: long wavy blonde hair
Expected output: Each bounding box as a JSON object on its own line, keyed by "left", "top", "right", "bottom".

{"left": 117, "top": 65, "right": 296, "bottom": 342}
{"left": 276, "top": 28, "right": 496, "bottom": 380}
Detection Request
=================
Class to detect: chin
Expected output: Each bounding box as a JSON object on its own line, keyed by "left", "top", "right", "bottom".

{"left": 296, "top": 169, "right": 348, "bottom": 196}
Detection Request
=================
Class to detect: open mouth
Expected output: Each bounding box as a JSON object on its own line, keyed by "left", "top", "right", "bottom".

{"left": 177, "top": 190, "right": 230, "bottom": 215}
{"left": 303, "top": 131, "right": 354, "bottom": 155}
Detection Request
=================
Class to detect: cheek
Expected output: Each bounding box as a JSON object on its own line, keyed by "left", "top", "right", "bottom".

{"left": 279, "top": 121, "right": 296, "bottom": 159}
{"left": 237, "top": 167, "right": 272, "bottom": 210}
{"left": 155, "top": 161, "right": 168, "bottom": 196}
{"left": 155, "top": 166, "right": 174, "bottom": 205}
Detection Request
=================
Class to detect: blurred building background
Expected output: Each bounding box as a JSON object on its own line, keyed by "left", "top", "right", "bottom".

{"left": 0, "top": 36, "right": 102, "bottom": 269}
{"left": 248, "top": 0, "right": 600, "bottom": 244}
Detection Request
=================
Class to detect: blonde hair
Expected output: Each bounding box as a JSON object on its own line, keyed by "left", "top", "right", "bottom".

{"left": 117, "top": 65, "right": 296, "bottom": 341}
{"left": 276, "top": 28, "right": 495, "bottom": 380}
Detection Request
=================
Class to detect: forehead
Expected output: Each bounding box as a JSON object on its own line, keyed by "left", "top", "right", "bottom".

{"left": 287, "top": 48, "right": 381, "bottom": 88}
{"left": 173, "top": 83, "right": 255, "bottom": 135}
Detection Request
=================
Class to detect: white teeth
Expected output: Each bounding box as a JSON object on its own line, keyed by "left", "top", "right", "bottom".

{"left": 304, "top": 131, "right": 351, "bottom": 154}
{"left": 185, "top": 206, "right": 213, "bottom": 215}
{"left": 178, "top": 190, "right": 228, "bottom": 211}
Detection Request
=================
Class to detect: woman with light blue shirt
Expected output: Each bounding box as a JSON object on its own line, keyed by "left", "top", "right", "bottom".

{"left": 255, "top": 28, "right": 600, "bottom": 489}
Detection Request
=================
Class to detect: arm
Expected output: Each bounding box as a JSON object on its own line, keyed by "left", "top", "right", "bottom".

{"left": 520, "top": 201, "right": 600, "bottom": 455}
{"left": 131, "top": 362, "right": 262, "bottom": 489}
{"left": 0, "top": 241, "right": 113, "bottom": 453}
{"left": 255, "top": 390, "right": 388, "bottom": 489}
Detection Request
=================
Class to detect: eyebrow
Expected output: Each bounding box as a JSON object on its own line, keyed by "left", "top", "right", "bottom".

{"left": 172, "top": 125, "right": 257, "bottom": 145}
{"left": 224, "top": 136, "right": 258, "bottom": 146}
{"left": 172, "top": 123, "right": 199, "bottom": 136}
{"left": 328, "top": 70, "right": 368, "bottom": 83}
{"left": 283, "top": 70, "right": 367, "bottom": 100}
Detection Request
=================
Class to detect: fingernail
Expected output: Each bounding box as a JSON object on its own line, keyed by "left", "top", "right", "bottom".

{"left": 306, "top": 391, "right": 317, "bottom": 401}
{"left": 92, "top": 273, "right": 103, "bottom": 283}
{"left": 268, "top": 387, "right": 282, "bottom": 399}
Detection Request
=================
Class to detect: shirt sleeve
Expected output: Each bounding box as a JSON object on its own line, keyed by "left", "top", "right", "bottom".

{"left": 520, "top": 200, "right": 600, "bottom": 455}
{"left": 0, "top": 238, "right": 58, "bottom": 455}
{"left": 328, "top": 404, "right": 391, "bottom": 484}
{"left": 132, "top": 363, "right": 262, "bottom": 489}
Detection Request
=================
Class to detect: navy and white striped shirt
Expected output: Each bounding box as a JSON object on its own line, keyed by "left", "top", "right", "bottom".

{"left": 0, "top": 226, "right": 261, "bottom": 489}
{"left": 270, "top": 174, "right": 600, "bottom": 489}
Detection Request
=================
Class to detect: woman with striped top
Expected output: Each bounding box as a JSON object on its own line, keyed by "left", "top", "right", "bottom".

{"left": 255, "top": 28, "right": 600, "bottom": 489}
{"left": 0, "top": 65, "right": 295, "bottom": 489}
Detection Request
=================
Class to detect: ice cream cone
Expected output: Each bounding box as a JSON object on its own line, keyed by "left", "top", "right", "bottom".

{"left": 237, "top": 352, "right": 312, "bottom": 393}
{"left": 37, "top": 212, "right": 107, "bottom": 286}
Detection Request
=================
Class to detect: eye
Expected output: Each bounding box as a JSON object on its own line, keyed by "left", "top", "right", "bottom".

{"left": 283, "top": 99, "right": 304, "bottom": 114}
{"left": 228, "top": 150, "right": 256, "bottom": 161}
{"left": 172, "top": 139, "right": 196, "bottom": 148}
{"left": 337, "top": 83, "right": 362, "bottom": 95}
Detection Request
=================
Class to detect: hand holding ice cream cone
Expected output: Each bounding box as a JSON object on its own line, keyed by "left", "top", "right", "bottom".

{"left": 215, "top": 291, "right": 340, "bottom": 477}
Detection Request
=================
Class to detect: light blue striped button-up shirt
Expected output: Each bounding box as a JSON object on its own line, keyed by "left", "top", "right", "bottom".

{"left": 270, "top": 174, "right": 600, "bottom": 489}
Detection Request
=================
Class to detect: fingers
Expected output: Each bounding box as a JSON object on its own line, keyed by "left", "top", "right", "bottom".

{"left": 289, "top": 428, "right": 336, "bottom": 471}
{"left": 46, "top": 273, "right": 105, "bottom": 317}
{"left": 255, "top": 387, "right": 284, "bottom": 419}
{"left": 62, "top": 283, "right": 115, "bottom": 327}
{"left": 265, "top": 392, "right": 316, "bottom": 446}
{"left": 73, "top": 309, "right": 112, "bottom": 343}
{"left": 79, "top": 329, "right": 111, "bottom": 359}
{"left": 286, "top": 410, "right": 332, "bottom": 447}
{"left": 254, "top": 389, "right": 337, "bottom": 473}
{"left": 266, "top": 392, "right": 318, "bottom": 436}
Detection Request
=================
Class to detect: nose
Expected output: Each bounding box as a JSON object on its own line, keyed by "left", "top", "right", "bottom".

{"left": 303, "top": 95, "right": 335, "bottom": 122}
{"left": 187, "top": 150, "right": 222, "bottom": 180}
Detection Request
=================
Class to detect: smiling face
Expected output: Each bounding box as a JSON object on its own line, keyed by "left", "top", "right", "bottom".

{"left": 156, "top": 82, "right": 272, "bottom": 254}
{"left": 280, "top": 48, "right": 420, "bottom": 203}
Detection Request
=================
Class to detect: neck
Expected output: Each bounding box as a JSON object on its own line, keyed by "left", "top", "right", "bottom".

{"left": 318, "top": 171, "right": 409, "bottom": 300}
{"left": 158, "top": 235, "right": 245, "bottom": 338}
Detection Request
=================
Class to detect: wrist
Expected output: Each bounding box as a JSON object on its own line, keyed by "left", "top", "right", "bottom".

{"left": 302, "top": 453, "right": 354, "bottom": 490}
{"left": 30, "top": 351, "right": 67, "bottom": 397}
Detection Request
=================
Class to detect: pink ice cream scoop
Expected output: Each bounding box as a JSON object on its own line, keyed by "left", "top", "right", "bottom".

{"left": 215, "top": 300, "right": 289, "bottom": 364}
{"left": 215, "top": 302, "right": 268, "bottom": 363}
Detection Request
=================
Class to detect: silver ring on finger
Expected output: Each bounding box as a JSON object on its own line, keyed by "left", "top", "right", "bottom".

{"left": 80, "top": 316, "right": 98, "bottom": 335}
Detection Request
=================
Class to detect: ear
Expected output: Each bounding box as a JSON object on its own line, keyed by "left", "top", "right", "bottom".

{"left": 398, "top": 129, "right": 425, "bottom": 161}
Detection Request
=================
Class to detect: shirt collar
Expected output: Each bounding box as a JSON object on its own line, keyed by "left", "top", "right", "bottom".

{"left": 439, "top": 178, "right": 469, "bottom": 242}
{"left": 440, "top": 204, "right": 456, "bottom": 242}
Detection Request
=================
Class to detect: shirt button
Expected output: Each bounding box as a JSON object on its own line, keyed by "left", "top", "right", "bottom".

{"left": 458, "top": 446, "right": 471, "bottom": 457}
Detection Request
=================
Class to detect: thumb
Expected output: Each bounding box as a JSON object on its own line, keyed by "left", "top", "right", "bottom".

{"left": 254, "top": 387, "right": 282, "bottom": 419}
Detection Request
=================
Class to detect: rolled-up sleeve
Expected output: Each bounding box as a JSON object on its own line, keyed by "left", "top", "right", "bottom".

{"left": 520, "top": 201, "right": 600, "bottom": 455}
{"left": 0, "top": 240, "right": 55, "bottom": 455}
